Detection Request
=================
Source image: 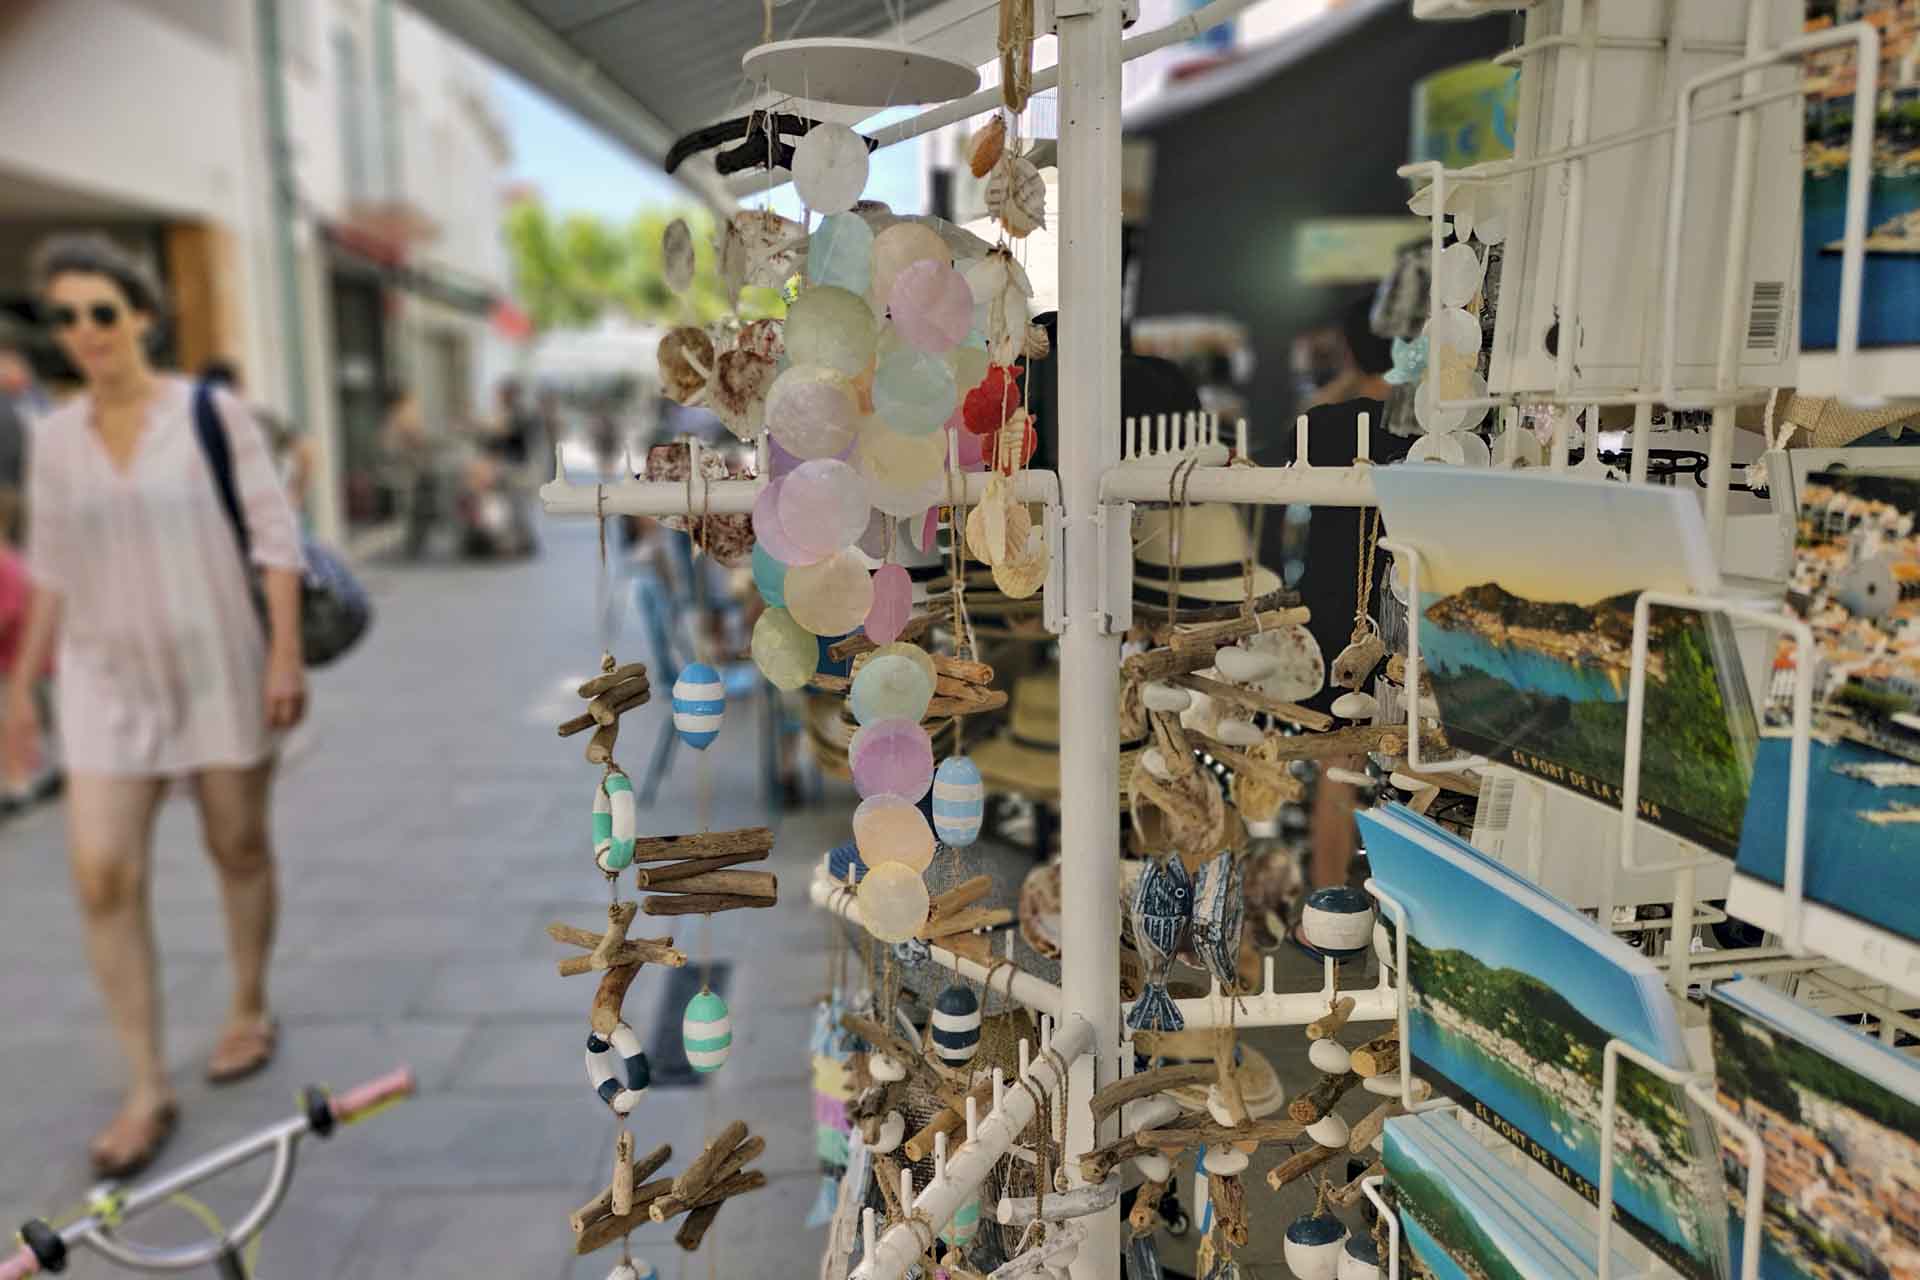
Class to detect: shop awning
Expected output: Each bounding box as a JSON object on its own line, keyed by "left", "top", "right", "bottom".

{"left": 402, "top": 0, "right": 1007, "bottom": 216}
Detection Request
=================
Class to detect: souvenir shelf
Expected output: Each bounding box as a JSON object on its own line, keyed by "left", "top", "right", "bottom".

{"left": 535, "top": 1, "right": 1917, "bottom": 1277}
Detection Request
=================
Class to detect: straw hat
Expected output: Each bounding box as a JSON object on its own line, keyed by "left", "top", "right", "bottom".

{"left": 1132, "top": 505, "right": 1282, "bottom": 612}
{"left": 971, "top": 672, "right": 1144, "bottom": 805}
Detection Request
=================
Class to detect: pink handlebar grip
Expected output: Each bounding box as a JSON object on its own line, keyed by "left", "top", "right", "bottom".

{"left": 0, "top": 1245, "right": 38, "bottom": 1279}
{"left": 328, "top": 1066, "right": 415, "bottom": 1124}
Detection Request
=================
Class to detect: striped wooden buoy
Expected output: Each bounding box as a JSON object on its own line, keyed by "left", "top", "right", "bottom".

{"left": 671, "top": 663, "right": 725, "bottom": 750}
{"left": 594, "top": 771, "right": 637, "bottom": 872}
{"left": 930, "top": 984, "right": 981, "bottom": 1066}
{"left": 608, "top": 1260, "right": 657, "bottom": 1280}
{"left": 931, "top": 756, "right": 984, "bottom": 847}
{"left": 585, "top": 1021, "right": 650, "bottom": 1113}
{"left": 682, "top": 989, "right": 732, "bottom": 1073}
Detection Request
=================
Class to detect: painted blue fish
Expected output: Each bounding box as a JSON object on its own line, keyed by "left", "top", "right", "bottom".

{"left": 1189, "top": 850, "right": 1245, "bottom": 993}
{"left": 1127, "top": 856, "right": 1193, "bottom": 1033}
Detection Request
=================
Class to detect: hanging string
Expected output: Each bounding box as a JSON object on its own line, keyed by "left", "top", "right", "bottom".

{"left": 1166, "top": 455, "right": 1201, "bottom": 630}
{"left": 595, "top": 483, "right": 613, "bottom": 663}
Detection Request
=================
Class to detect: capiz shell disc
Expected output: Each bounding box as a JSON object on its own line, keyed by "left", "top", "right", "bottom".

{"left": 873, "top": 348, "right": 958, "bottom": 437}
{"left": 870, "top": 222, "right": 950, "bottom": 311}
{"left": 866, "top": 563, "right": 913, "bottom": 644}
{"left": 850, "top": 651, "right": 934, "bottom": 725}
{"left": 850, "top": 717, "right": 934, "bottom": 800}
{"left": 889, "top": 259, "right": 973, "bottom": 353}
{"left": 791, "top": 122, "right": 869, "bottom": 214}
{"left": 856, "top": 859, "right": 931, "bottom": 944}
{"left": 751, "top": 607, "right": 818, "bottom": 690}
{"left": 785, "top": 548, "right": 875, "bottom": 637}
{"left": 752, "top": 544, "right": 787, "bottom": 606}
{"left": 869, "top": 642, "right": 936, "bottom": 689}
{"left": 778, "top": 458, "right": 871, "bottom": 559}
{"left": 853, "top": 793, "right": 934, "bottom": 872}
{"left": 752, "top": 477, "right": 826, "bottom": 567}
{"left": 766, "top": 364, "right": 859, "bottom": 460}
{"left": 857, "top": 417, "right": 947, "bottom": 493}
{"left": 785, "top": 285, "right": 879, "bottom": 376}
{"left": 807, "top": 212, "right": 875, "bottom": 294}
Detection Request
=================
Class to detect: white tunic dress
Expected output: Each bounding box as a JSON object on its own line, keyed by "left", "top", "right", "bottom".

{"left": 26, "top": 377, "right": 304, "bottom": 776}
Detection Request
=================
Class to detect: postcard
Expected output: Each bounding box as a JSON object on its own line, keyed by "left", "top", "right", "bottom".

{"left": 1386, "top": 1113, "right": 1584, "bottom": 1280}
{"left": 1710, "top": 979, "right": 1920, "bottom": 1279}
{"left": 1372, "top": 468, "right": 1757, "bottom": 856}
{"left": 1728, "top": 471, "right": 1920, "bottom": 994}
{"left": 1361, "top": 805, "right": 1732, "bottom": 1279}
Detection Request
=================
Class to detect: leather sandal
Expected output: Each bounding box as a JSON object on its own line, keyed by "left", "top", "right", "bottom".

{"left": 89, "top": 1101, "right": 178, "bottom": 1179}
{"left": 207, "top": 1018, "right": 278, "bottom": 1084}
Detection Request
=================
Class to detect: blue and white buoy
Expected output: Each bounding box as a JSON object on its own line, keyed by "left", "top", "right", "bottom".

{"left": 1338, "top": 1231, "right": 1382, "bottom": 1280}
{"left": 671, "top": 663, "right": 725, "bottom": 750}
{"left": 930, "top": 984, "right": 981, "bottom": 1067}
{"left": 931, "top": 756, "right": 984, "bottom": 847}
{"left": 585, "top": 1021, "right": 650, "bottom": 1114}
{"left": 1284, "top": 1212, "right": 1350, "bottom": 1280}
{"left": 1300, "top": 885, "right": 1376, "bottom": 959}
{"left": 595, "top": 771, "right": 637, "bottom": 872}
{"left": 682, "top": 989, "right": 732, "bottom": 1073}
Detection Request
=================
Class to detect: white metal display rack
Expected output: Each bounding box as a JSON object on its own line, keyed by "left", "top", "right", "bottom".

{"left": 537, "top": 2, "right": 1913, "bottom": 1276}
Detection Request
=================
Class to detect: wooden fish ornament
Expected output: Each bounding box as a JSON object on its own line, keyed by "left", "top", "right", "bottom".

{"left": 1188, "top": 851, "right": 1245, "bottom": 993}
{"left": 1126, "top": 857, "right": 1193, "bottom": 1033}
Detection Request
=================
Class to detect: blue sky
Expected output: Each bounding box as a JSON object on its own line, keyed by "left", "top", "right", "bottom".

{"left": 494, "top": 71, "right": 926, "bottom": 223}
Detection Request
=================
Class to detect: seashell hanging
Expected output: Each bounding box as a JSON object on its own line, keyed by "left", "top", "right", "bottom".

{"left": 968, "top": 114, "right": 1007, "bottom": 178}
{"left": 657, "top": 327, "right": 714, "bottom": 406}
{"left": 964, "top": 476, "right": 1030, "bottom": 566}
{"left": 736, "top": 316, "right": 784, "bottom": 361}
{"left": 985, "top": 155, "right": 1046, "bottom": 239}
{"left": 708, "top": 348, "right": 777, "bottom": 440}
{"left": 661, "top": 217, "right": 695, "bottom": 295}
{"left": 719, "top": 209, "right": 804, "bottom": 298}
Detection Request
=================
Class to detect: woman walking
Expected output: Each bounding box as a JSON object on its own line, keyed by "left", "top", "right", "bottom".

{"left": 1, "top": 235, "right": 306, "bottom": 1177}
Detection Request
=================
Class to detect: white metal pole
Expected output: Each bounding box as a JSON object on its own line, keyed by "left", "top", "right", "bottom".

{"left": 1055, "top": 0, "right": 1125, "bottom": 1276}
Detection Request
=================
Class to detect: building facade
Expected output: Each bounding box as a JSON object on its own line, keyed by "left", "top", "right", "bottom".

{"left": 0, "top": 0, "right": 511, "bottom": 544}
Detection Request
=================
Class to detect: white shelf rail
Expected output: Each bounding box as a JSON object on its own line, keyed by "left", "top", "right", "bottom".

{"left": 1596, "top": 1039, "right": 1767, "bottom": 1280}
{"left": 810, "top": 870, "right": 1066, "bottom": 1019}
{"left": 1122, "top": 952, "right": 1396, "bottom": 1035}
{"left": 853, "top": 1012, "right": 1095, "bottom": 1280}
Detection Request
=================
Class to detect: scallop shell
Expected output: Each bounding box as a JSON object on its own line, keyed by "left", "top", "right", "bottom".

{"left": 662, "top": 217, "right": 695, "bottom": 295}
{"left": 870, "top": 1109, "right": 906, "bottom": 1154}
{"left": 720, "top": 210, "right": 804, "bottom": 296}
{"left": 993, "top": 526, "right": 1048, "bottom": 599}
{"left": 968, "top": 114, "right": 1007, "bottom": 179}
{"left": 985, "top": 155, "right": 1046, "bottom": 239}
{"left": 657, "top": 327, "right": 714, "bottom": 405}
{"left": 737, "top": 317, "right": 785, "bottom": 360}
{"left": 964, "top": 478, "right": 1029, "bottom": 567}
{"left": 1023, "top": 322, "right": 1051, "bottom": 361}
{"left": 708, "top": 349, "right": 777, "bottom": 441}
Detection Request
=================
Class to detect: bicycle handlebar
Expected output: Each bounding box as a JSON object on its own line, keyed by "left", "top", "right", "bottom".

{"left": 329, "top": 1066, "right": 415, "bottom": 1125}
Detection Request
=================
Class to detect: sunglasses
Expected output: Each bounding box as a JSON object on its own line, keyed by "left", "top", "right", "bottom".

{"left": 48, "top": 302, "right": 122, "bottom": 331}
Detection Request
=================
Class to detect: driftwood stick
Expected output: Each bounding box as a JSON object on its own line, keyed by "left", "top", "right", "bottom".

{"left": 829, "top": 605, "right": 947, "bottom": 660}
{"left": 1090, "top": 1064, "right": 1217, "bottom": 1128}
{"left": 995, "top": 1177, "right": 1119, "bottom": 1226}
{"left": 612, "top": 1131, "right": 635, "bottom": 1217}
{"left": 628, "top": 827, "right": 774, "bottom": 862}
{"left": 1349, "top": 1101, "right": 1404, "bottom": 1153}
{"left": 590, "top": 964, "right": 641, "bottom": 1035}
{"left": 651, "top": 1136, "right": 766, "bottom": 1221}
{"left": 1350, "top": 1035, "right": 1401, "bottom": 1078}
{"left": 675, "top": 1200, "right": 723, "bottom": 1252}
{"left": 1330, "top": 1160, "right": 1385, "bottom": 1208}
{"left": 589, "top": 675, "right": 653, "bottom": 726}
{"left": 586, "top": 722, "right": 619, "bottom": 764}
{"left": 873, "top": 1155, "right": 904, "bottom": 1221}
{"left": 591, "top": 902, "right": 639, "bottom": 969}
{"left": 1191, "top": 738, "right": 1307, "bottom": 801}
{"left": 905, "top": 1078, "right": 995, "bottom": 1163}
{"left": 927, "top": 876, "right": 994, "bottom": 920}
{"left": 631, "top": 869, "right": 778, "bottom": 898}
{"left": 674, "top": 1121, "right": 748, "bottom": 1202}
{"left": 642, "top": 891, "right": 775, "bottom": 916}
{"left": 633, "top": 850, "right": 771, "bottom": 885}
{"left": 918, "top": 906, "right": 1013, "bottom": 938}
{"left": 925, "top": 687, "right": 1008, "bottom": 718}
{"left": 568, "top": 1142, "right": 674, "bottom": 1234}
{"left": 573, "top": 1171, "right": 764, "bottom": 1255}
{"left": 579, "top": 662, "right": 648, "bottom": 697}
{"left": 840, "top": 1013, "right": 922, "bottom": 1069}
{"left": 1171, "top": 673, "right": 1335, "bottom": 732}
{"left": 559, "top": 679, "right": 651, "bottom": 736}
{"left": 1287, "top": 1072, "right": 1361, "bottom": 1125}
{"left": 1267, "top": 1141, "right": 1344, "bottom": 1191}
{"left": 1121, "top": 609, "right": 1313, "bottom": 683}
{"left": 1128, "top": 1178, "right": 1169, "bottom": 1237}
{"left": 1253, "top": 724, "right": 1428, "bottom": 762}
{"left": 1134, "top": 1118, "right": 1304, "bottom": 1154}
{"left": 548, "top": 922, "right": 685, "bottom": 969}
{"left": 1307, "top": 997, "right": 1358, "bottom": 1042}
{"left": 1209, "top": 1173, "right": 1249, "bottom": 1247}
{"left": 1079, "top": 1113, "right": 1210, "bottom": 1184}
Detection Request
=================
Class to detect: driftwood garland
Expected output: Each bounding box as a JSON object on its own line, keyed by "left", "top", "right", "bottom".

{"left": 1171, "top": 673, "right": 1334, "bottom": 732}
{"left": 547, "top": 922, "right": 687, "bottom": 974}
{"left": 558, "top": 655, "right": 650, "bottom": 762}
{"left": 570, "top": 1141, "right": 673, "bottom": 1234}
{"left": 1287, "top": 1071, "right": 1362, "bottom": 1125}
{"left": 627, "top": 827, "right": 773, "bottom": 862}
{"left": 1088, "top": 1064, "right": 1217, "bottom": 1128}
{"left": 1122, "top": 609, "right": 1313, "bottom": 684}
{"left": 1306, "top": 997, "right": 1357, "bottom": 1042}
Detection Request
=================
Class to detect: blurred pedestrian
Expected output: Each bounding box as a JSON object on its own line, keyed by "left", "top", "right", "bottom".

{"left": 1, "top": 234, "right": 306, "bottom": 1177}
{"left": 0, "top": 341, "right": 48, "bottom": 546}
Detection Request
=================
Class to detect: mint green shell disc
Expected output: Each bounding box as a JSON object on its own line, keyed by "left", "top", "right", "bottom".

{"left": 872, "top": 347, "right": 957, "bottom": 437}
{"left": 807, "top": 213, "right": 874, "bottom": 295}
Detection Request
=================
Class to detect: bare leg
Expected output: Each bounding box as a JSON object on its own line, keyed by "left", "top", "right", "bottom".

{"left": 192, "top": 760, "right": 278, "bottom": 1035}
{"left": 66, "top": 772, "right": 173, "bottom": 1115}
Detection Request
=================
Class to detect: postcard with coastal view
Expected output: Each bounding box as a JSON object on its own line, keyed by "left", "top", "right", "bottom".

{"left": 1728, "top": 472, "right": 1920, "bottom": 994}
{"left": 1385, "top": 1113, "right": 1588, "bottom": 1280}
{"left": 1371, "top": 468, "right": 1757, "bottom": 856}
{"left": 1710, "top": 979, "right": 1920, "bottom": 1280}
{"left": 1361, "top": 806, "right": 1732, "bottom": 1280}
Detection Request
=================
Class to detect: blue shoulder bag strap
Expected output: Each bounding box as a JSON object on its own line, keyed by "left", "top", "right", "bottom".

{"left": 191, "top": 380, "right": 252, "bottom": 561}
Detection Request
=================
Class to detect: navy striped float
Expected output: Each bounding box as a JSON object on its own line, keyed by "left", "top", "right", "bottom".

{"left": 930, "top": 985, "right": 981, "bottom": 1066}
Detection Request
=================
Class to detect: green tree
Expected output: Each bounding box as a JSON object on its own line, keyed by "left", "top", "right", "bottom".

{"left": 502, "top": 199, "right": 761, "bottom": 331}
